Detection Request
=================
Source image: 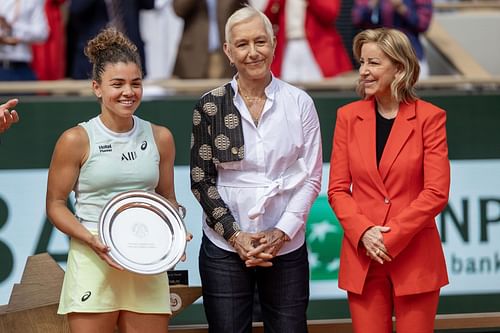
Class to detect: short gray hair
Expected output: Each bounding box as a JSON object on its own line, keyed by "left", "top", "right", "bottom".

{"left": 225, "top": 5, "right": 274, "bottom": 44}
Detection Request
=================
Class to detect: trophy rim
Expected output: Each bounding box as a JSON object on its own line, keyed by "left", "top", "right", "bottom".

{"left": 98, "top": 190, "right": 187, "bottom": 275}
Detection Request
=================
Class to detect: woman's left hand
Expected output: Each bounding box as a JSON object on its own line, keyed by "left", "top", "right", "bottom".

{"left": 246, "top": 228, "right": 289, "bottom": 267}
{"left": 86, "top": 233, "right": 124, "bottom": 270}
{"left": 361, "top": 226, "right": 392, "bottom": 264}
{"left": 179, "top": 232, "right": 193, "bottom": 262}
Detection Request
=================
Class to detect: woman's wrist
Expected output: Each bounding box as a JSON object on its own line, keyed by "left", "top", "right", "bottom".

{"left": 228, "top": 230, "right": 241, "bottom": 247}
{"left": 276, "top": 229, "right": 290, "bottom": 242}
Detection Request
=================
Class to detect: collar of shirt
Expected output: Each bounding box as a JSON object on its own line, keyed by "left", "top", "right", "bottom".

{"left": 230, "top": 73, "right": 277, "bottom": 124}
{"left": 222, "top": 74, "right": 305, "bottom": 180}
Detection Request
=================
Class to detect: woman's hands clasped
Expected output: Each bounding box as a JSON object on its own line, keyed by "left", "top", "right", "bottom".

{"left": 230, "top": 228, "right": 289, "bottom": 267}
{"left": 361, "top": 226, "right": 392, "bottom": 264}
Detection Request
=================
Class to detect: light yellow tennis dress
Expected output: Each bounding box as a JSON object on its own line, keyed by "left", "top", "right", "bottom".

{"left": 58, "top": 116, "right": 171, "bottom": 315}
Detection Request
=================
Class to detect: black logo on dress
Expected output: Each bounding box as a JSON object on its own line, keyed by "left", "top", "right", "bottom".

{"left": 121, "top": 151, "right": 137, "bottom": 161}
{"left": 99, "top": 144, "right": 112, "bottom": 153}
{"left": 81, "top": 291, "right": 92, "bottom": 302}
{"left": 141, "top": 141, "right": 147, "bottom": 150}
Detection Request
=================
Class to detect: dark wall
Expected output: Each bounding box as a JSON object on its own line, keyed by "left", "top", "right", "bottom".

{"left": 1, "top": 91, "right": 499, "bottom": 169}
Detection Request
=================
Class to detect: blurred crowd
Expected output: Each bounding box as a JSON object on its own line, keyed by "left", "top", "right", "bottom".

{"left": 0, "top": 0, "right": 433, "bottom": 82}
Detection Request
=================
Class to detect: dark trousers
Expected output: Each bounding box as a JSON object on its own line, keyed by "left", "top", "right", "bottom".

{"left": 0, "top": 63, "right": 37, "bottom": 81}
{"left": 199, "top": 234, "right": 309, "bottom": 333}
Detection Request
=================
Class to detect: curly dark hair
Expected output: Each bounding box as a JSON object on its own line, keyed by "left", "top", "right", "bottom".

{"left": 84, "top": 28, "right": 142, "bottom": 82}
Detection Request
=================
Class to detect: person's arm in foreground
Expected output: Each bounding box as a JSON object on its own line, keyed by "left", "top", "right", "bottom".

{"left": 46, "top": 126, "right": 123, "bottom": 270}
{"left": 0, "top": 99, "right": 19, "bottom": 134}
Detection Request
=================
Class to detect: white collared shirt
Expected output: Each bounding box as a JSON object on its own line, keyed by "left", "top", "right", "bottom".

{"left": 206, "top": 0, "right": 219, "bottom": 52}
{"left": 0, "top": 0, "right": 48, "bottom": 62}
{"left": 203, "top": 76, "right": 323, "bottom": 254}
{"left": 285, "top": 0, "right": 306, "bottom": 40}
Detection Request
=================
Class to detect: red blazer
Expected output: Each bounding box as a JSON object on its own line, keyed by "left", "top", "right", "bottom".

{"left": 328, "top": 99, "right": 450, "bottom": 296}
{"left": 264, "top": 0, "right": 352, "bottom": 78}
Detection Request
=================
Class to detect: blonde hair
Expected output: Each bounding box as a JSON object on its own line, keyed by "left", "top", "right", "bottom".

{"left": 225, "top": 5, "right": 274, "bottom": 44}
{"left": 353, "top": 28, "right": 420, "bottom": 103}
{"left": 84, "top": 28, "right": 142, "bottom": 82}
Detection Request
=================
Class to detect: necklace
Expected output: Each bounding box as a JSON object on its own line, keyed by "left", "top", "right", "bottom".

{"left": 239, "top": 87, "right": 266, "bottom": 105}
{"left": 377, "top": 107, "right": 398, "bottom": 119}
{"left": 376, "top": 102, "right": 399, "bottom": 119}
{"left": 245, "top": 99, "right": 265, "bottom": 127}
{"left": 238, "top": 82, "right": 267, "bottom": 126}
{"left": 241, "top": 93, "right": 266, "bottom": 104}
{"left": 237, "top": 78, "right": 266, "bottom": 103}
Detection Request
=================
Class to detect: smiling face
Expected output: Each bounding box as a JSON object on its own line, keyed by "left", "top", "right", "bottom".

{"left": 92, "top": 61, "right": 143, "bottom": 121}
{"left": 358, "top": 42, "right": 400, "bottom": 101}
{"left": 223, "top": 15, "right": 275, "bottom": 82}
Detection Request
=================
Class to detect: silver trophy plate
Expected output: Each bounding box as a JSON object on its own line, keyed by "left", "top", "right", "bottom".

{"left": 99, "top": 190, "right": 187, "bottom": 275}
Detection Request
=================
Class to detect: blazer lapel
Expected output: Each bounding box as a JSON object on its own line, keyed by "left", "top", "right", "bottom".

{"left": 378, "top": 102, "right": 416, "bottom": 181}
{"left": 354, "top": 101, "right": 388, "bottom": 196}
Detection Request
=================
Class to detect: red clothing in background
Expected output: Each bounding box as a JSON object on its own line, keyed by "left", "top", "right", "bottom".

{"left": 264, "top": 0, "right": 352, "bottom": 78}
{"left": 32, "top": 0, "right": 66, "bottom": 80}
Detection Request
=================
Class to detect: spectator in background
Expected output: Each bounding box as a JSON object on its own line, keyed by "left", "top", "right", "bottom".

{"left": 32, "top": 0, "right": 67, "bottom": 81}
{"left": 264, "top": 0, "right": 352, "bottom": 82}
{"left": 66, "top": 0, "right": 154, "bottom": 80}
{"left": 352, "top": 0, "right": 433, "bottom": 78}
{"left": 0, "top": 0, "right": 48, "bottom": 81}
{"left": 172, "top": 0, "right": 247, "bottom": 79}
{"left": 140, "top": 0, "right": 183, "bottom": 80}
{"left": 0, "top": 98, "right": 19, "bottom": 134}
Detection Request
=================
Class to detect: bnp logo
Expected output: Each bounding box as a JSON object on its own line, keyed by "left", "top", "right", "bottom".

{"left": 306, "top": 195, "right": 343, "bottom": 281}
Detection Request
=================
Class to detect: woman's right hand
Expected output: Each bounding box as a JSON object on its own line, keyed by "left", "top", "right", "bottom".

{"left": 0, "top": 98, "right": 19, "bottom": 133}
{"left": 86, "top": 233, "right": 124, "bottom": 270}
{"left": 230, "top": 231, "right": 273, "bottom": 267}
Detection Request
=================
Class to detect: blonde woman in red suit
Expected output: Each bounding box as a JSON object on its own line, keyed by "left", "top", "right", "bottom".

{"left": 328, "top": 28, "right": 450, "bottom": 333}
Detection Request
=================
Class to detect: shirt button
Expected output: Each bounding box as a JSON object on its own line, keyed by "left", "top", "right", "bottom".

{"left": 231, "top": 147, "right": 238, "bottom": 155}
{"left": 384, "top": 197, "right": 390, "bottom": 204}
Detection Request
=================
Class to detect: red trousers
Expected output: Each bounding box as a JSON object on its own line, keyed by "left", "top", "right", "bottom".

{"left": 348, "top": 262, "right": 440, "bottom": 333}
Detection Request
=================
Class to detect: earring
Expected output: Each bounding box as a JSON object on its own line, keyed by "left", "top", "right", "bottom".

{"left": 230, "top": 62, "right": 235, "bottom": 67}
